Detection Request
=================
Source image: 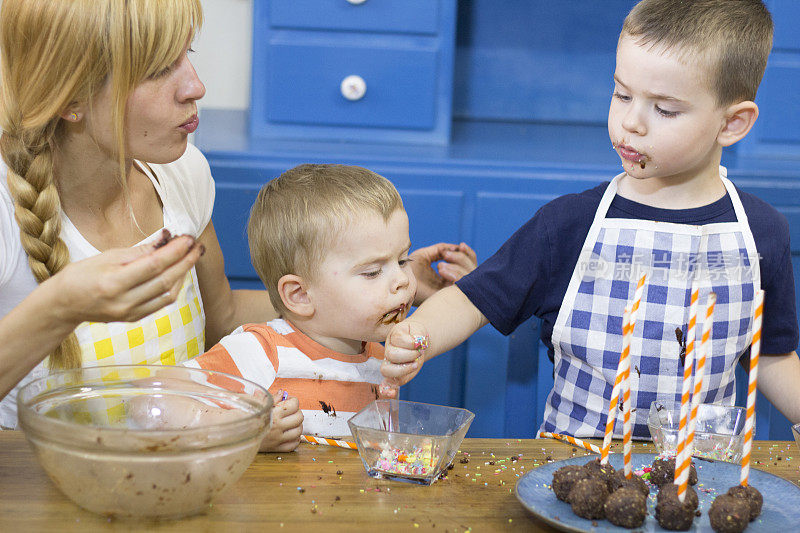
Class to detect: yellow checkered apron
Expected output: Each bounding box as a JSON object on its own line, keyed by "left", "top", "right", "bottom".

{"left": 55, "top": 268, "right": 206, "bottom": 426}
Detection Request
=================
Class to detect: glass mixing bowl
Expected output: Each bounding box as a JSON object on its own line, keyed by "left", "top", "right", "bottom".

{"left": 17, "top": 364, "right": 271, "bottom": 519}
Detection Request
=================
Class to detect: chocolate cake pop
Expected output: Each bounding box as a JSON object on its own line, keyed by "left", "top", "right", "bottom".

{"left": 655, "top": 483, "right": 696, "bottom": 530}
{"left": 583, "top": 457, "right": 616, "bottom": 490}
{"left": 709, "top": 494, "right": 750, "bottom": 533}
{"left": 551, "top": 465, "right": 592, "bottom": 502}
{"left": 604, "top": 487, "right": 647, "bottom": 528}
{"left": 650, "top": 456, "right": 697, "bottom": 486}
{"left": 657, "top": 482, "right": 699, "bottom": 510}
{"left": 727, "top": 484, "right": 762, "bottom": 521}
{"left": 568, "top": 478, "right": 609, "bottom": 520}
{"left": 655, "top": 498, "right": 695, "bottom": 530}
{"left": 609, "top": 469, "right": 649, "bottom": 497}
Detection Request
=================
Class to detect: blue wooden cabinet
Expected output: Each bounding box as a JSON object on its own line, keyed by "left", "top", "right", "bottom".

{"left": 199, "top": 0, "right": 800, "bottom": 440}
{"left": 250, "top": 0, "right": 457, "bottom": 145}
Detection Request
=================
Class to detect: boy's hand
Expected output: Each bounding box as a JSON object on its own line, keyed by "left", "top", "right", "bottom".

{"left": 379, "top": 321, "right": 430, "bottom": 398}
{"left": 410, "top": 242, "right": 477, "bottom": 305}
{"left": 259, "top": 391, "right": 304, "bottom": 452}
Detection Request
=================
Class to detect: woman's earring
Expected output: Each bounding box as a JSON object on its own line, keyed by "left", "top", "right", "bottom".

{"left": 69, "top": 113, "right": 78, "bottom": 121}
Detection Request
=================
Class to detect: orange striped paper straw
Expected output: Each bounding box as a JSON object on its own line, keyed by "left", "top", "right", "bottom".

{"left": 630, "top": 273, "right": 647, "bottom": 321}
{"left": 601, "top": 274, "right": 646, "bottom": 467}
{"left": 601, "top": 346, "right": 628, "bottom": 464}
{"left": 537, "top": 431, "right": 602, "bottom": 454}
{"left": 622, "top": 273, "right": 646, "bottom": 478}
{"left": 675, "top": 284, "right": 699, "bottom": 503}
{"left": 301, "top": 435, "right": 357, "bottom": 450}
{"left": 620, "top": 306, "right": 634, "bottom": 478}
{"left": 686, "top": 293, "right": 716, "bottom": 454}
{"left": 740, "top": 290, "right": 764, "bottom": 487}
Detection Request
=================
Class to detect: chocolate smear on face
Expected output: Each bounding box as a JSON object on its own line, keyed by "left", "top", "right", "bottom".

{"left": 379, "top": 304, "right": 407, "bottom": 325}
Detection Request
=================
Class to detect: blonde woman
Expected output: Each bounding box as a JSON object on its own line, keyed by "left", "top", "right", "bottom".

{"left": 0, "top": 0, "right": 270, "bottom": 428}
{"left": 0, "top": 0, "right": 476, "bottom": 429}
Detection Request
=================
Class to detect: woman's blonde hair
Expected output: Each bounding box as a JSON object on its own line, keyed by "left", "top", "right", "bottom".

{"left": 0, "top": 0, "right": 202, "bottom": 368}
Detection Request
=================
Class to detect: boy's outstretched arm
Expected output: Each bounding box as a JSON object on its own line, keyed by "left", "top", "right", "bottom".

{"left": 380, "top": 285, "right": 488, "bottom": 397}
{"left": 757, "top": 351, "right": 800, "bottom": 424}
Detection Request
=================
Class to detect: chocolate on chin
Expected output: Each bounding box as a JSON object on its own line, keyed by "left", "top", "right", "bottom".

{"left": 726, "top": 484, "right": 762, "bottom": 522}
{"left": 709, "top": 494, "right": 750, "bottom": 533}
{"left": 604, "top": 487, "right": 647, "bottom": 528}
{"left": 568, "top": 478, "right": 609, "bottom": 520}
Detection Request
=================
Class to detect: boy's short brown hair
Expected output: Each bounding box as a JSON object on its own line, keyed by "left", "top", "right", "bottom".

{"left": 248, "top": 164, "right": 404, "bottom": 316}
{"left": 622, "top": 0, "right": 773, "bottom": 105}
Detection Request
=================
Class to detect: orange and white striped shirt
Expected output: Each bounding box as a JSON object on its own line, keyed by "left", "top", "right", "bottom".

{"left": 182, "top": 318, "right": 384, "bottom": 437}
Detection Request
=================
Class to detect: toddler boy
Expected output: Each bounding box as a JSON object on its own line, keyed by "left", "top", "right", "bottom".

{"left": 183, "top": 164, "right": 474, "bottom": 450}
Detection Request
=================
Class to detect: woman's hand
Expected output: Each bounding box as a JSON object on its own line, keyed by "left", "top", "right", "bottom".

{"left": 409, "top": 242, "right": 477, "bottom": 305}
{"left": 48, "top": 230, "right": 203, "bottom": 326}
{"left": 259, "top": 391, "right": 304, "bottom": 452}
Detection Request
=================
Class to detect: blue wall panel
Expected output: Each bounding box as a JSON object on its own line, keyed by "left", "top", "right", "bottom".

{"left": 453, "top": 0, "right": 636, "bottom": 124}
{"left": 463, "top": 193, "right": 550, "bottom": 436}
{"left": 213, "top": 183, "right": 261, "bottom": 279}
{"left": 769, "top": 0, "right": 800, "bottom": 50}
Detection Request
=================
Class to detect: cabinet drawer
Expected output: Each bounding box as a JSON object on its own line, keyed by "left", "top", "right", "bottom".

{"left": 268, "top": 0, "right": 439, "bottom": 35}
{"left": 265, "top": 43, "right": 438, "bottom": 130}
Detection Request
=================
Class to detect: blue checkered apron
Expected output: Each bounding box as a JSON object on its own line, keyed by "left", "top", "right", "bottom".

{"left": 543, "top": 169, "right": 760, "bottom": 438}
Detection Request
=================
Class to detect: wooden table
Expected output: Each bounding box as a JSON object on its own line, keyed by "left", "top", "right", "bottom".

{"left": 1, "top": 431, "right": 797, "bottom": 531}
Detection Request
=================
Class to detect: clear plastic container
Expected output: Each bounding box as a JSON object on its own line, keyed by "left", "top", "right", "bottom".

{"left": 347, "top": 399, "right": 474, "bottom": 485}
{"left": 647, "top": 401, "right": 746, "bottom": 462}
{"left": 17, "top": 365, "right": 271, "bottom": 519}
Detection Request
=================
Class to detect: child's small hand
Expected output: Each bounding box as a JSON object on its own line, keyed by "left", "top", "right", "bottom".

{"left": 259, "top": 390, "right": 304, "bottom": 452}
{"left": 409, "top": 242, "right": 477, "bottom": 304}
{"left": 379, "top": 321, "right": 430, "bottom": 398}
{"left": 437, "top": 242, "right": 478, "bottom": 283}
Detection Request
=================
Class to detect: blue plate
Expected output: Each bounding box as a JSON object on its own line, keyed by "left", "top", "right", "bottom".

{"left": 515, "top": 453, "right": 800, "bottom": 532}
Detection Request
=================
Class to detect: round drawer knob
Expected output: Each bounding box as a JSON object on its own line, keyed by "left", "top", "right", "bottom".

{"left": 340, "top": 75, "right": 367, "bottom": 101}
{"left": 346, "top": 0, "right": 368, "bottom": 4}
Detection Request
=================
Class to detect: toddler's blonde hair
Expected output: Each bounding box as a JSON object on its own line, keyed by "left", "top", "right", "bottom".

{"left": 0, "top": 0, "right": 203, "bottom": 368}
{"left": 248, "top": 164, "right": 404, "bottom": 317}
{"left": 622, "top": 0, "right": 773, "bottom": 105}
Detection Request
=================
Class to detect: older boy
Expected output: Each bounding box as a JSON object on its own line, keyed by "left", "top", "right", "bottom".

{"left": 381, "top": 0, "right": 800, "bottom": 439}
{"left": 179, "top": 164, "right": 474, "bottom": 450}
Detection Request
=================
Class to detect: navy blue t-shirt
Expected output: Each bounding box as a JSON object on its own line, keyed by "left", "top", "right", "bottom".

{"left": 457, "top": 182, "right": 798, "bottom": 360}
